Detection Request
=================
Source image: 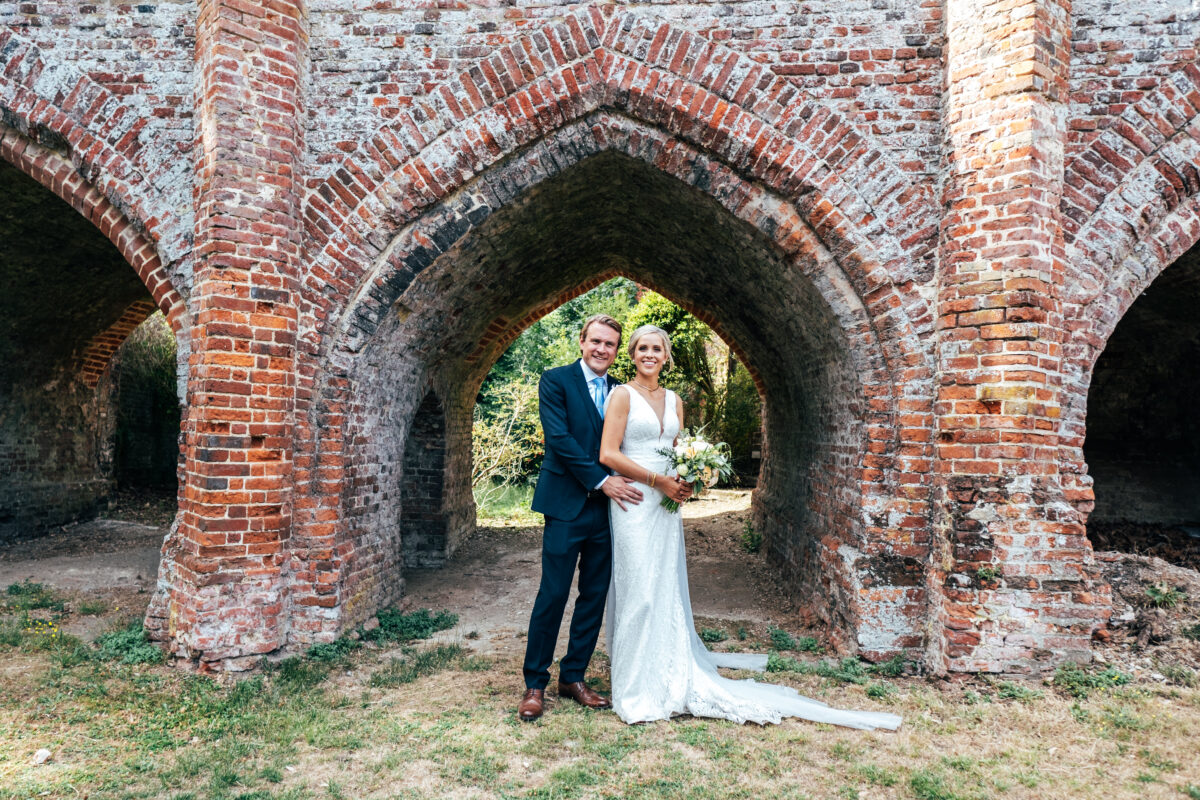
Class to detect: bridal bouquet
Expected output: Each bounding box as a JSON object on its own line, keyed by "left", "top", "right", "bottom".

{"left": 656, "top": 430, "right": 733, "bottom": 513}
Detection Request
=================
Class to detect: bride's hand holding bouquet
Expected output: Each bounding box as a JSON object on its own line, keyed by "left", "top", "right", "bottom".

{"left": 656, "top": 429, "right": 733, "bottom": 512}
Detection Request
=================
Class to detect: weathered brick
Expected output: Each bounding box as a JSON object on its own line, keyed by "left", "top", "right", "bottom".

{"left": 1, "top": 0, "right": 1195, "bottom": 673}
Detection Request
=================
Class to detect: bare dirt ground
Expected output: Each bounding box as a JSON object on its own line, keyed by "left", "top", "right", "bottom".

{"left": 403, "top": 490, "right": 807, "bottom": 661}
{"left": 0, "top": 490, "right": 814, "bottom": 660}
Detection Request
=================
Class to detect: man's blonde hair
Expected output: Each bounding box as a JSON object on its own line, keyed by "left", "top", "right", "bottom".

{"left": 579, "top": 313, "right": 623, "bottom": 343}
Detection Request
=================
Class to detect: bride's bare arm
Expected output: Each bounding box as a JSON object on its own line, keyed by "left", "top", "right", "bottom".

{"left": 600, "top": 387, "right": 690, "bottom": 503}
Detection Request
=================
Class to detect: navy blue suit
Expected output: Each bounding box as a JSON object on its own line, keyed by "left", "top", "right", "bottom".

{"left": 523, "top": 360, "right": 618, "bottom": 690}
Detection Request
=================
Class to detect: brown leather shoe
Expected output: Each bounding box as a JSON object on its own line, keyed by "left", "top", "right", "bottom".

{"left": 518, "top": 688, "right": 545, "bottom": 721}
{"left": 557, "top": 680, "right": 612, "bottom": 709}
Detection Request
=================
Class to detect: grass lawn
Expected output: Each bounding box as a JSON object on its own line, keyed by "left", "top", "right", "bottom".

{"left": 1, "top": 580, "right": 1198, "bottom": 800}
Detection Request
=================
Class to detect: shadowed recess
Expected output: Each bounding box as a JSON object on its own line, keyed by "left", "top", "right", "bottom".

{"left": 1086, "top": 243, "right": 1200, "bottom": 526}
{"left": 0, "top": 160, "right": 157, "bottom": 539}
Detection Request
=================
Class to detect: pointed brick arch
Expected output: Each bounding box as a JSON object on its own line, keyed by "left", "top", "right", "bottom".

{"left": 462, "top": 268, "right": 767, "bottom": 396}
{"left": 0, "top": 27, "right": 192, "bottom": 270}
{"left": 1057, "top": 66, "right": 1200, "bottom": 516}
{"left": 289, "top": 104, "right": 936, "bottom": 659}
{"left": 300, "top": 5, "right": 937, "bottom": 354}
{"left": 1061, "top": 66, "right": 1200, "bottom": 308}
{"left": 0, "top": 128, "right": 188, "bottom": 333}
{"left": 1061, "top": 196, "right": 1200, "bottom": 516}
{"left": 0, "top": 126, "right": 189, "bottom": 390}
{"left": 0, "top": 120, "right": 188, "bottom": 545}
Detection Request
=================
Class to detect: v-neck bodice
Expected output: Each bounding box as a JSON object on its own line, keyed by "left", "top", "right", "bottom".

{"left": 617, "top": 385, "right": 678, "bottom": 466}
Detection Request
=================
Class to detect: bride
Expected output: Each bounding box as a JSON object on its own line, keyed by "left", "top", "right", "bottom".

{"left": 599, "top": 324, "right": 902, "bottom": 730}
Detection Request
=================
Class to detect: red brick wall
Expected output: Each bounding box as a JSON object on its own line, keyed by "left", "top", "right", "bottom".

{"left": 0, "top": 0, "right": 1197, "bottom": 671}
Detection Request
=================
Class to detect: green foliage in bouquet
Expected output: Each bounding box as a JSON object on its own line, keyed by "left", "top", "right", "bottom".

{"left": 656, "top": 429, "right": 734, "bottom": 512}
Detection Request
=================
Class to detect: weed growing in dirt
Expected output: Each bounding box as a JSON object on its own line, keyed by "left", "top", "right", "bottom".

{"left": 1099, "top": 704, "right": 1148, "bottom": 736}
{"left": 995, "top": 680, "right": 1043, "bottom": 703}
{"left": 766, "top": 653, "right": 909, "bottom": 688}
{"left": 3, "top": 580, "right": 65, "bottom": 612}
{"left": 1182, "top": 784, "right": 1200, "bottom": 799}
{"left": 872, "top": 654, "right": 908, "bottom": 677}
{"left": 1158, "top": 663, "right": 1198, "bottom": 688}
{"left": 700, "top": 627, "right": 728, "bottom": 643}
{"left": 0, "top": 582, "right": 82, "bottom": 657}
{"left": 1053, "top": 662, "right": 1132, "bottom": 698}
{"left": 77, "top": 599, "right": 108, "bottom": 615}
{"left": 857, "top": 763, "right": 899, "bottom": 786}
{"left": 767, "top": 625, "right": 798, "bottom": 650}
{"left": 795, "top": 635, "right": 822, "bottom": 652}
{"left": 365, "top": 607, "right": 458, "bottom": 643}
{"left": 94, "top": 619, "right": 167, "bottom": 665}
{"left": 866, "top": 682, "right": 897, "bottom": 701}
{"left": 303, "top": 607, "right": 460, "bottom": 666}
{"left": 306, "top": 636, "right": 361, "bottom": 663}
{"left": 739, "top": 519, "right": 762, "bottom": 553}
{"left": 764, "top": 626, "right": 822, "bottom": 653}
{"left": 1182, "top": 623, "right": 1200, "bottom": 641}
{"left": 909, "top": 768, "right": 962, "bottom": 800}
{"left": 1145, "top": 582, "right": 1186, "bottom": 608}
{"left": 767, "top": 654, "right": 869, "bottom": 684}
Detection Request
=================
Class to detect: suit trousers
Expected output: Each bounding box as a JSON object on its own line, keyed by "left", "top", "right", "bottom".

{"left": 522, "top": 495, "right": 612, "bottom": 689}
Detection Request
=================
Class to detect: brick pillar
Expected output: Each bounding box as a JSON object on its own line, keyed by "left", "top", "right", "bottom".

{"left": 934, "top": 0, "right": 1106, "bottom": 673}
{"left": 150, "top": 0, "right": 307, "bottom": 669}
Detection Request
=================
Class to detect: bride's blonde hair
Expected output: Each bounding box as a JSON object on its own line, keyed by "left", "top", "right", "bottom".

{"left": 627, "top": 324, "right": 674, "bottom": 372}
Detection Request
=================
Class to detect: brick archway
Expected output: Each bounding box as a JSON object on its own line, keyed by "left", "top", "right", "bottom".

{"left": 278, "top": 6, "right": 940, "bottom": 661}
{"left": 292, "top": 109, "right": 934, "bottom": 660}
{"left": 1057, "top": 63, "right": 1200, "bottom": 517}
{"left": 300, "top": 6, "right": 937, "bottom": 341}
{"left": 0, "top": 27, "right": 193, "bottom": 271}
{"left": 0, "top": 127, "right": 188, "bottom": 336}
{"left": 1060, "top": 196, "right": 1200, "bottom": 519}
{"left": 0, "top": 125, "right": 188, "bottom": 541}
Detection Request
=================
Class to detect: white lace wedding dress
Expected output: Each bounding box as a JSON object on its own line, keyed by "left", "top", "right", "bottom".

{"left": 605, "top": 386, "right": 902, "bottom": 730}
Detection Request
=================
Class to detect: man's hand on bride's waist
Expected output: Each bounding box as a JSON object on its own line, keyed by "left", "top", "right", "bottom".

{"left": 602, "top": 475, "right": 644, "bottom": 511}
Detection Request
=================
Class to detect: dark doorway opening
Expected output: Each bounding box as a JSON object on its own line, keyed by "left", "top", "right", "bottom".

{"left": 1085, "top": 244, "right": 1200, "bottom": 571}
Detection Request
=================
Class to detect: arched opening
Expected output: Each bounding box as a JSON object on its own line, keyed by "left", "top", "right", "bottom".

{"left": 0, "top": 158, "right": 179, "bottom": 541}
{"left": 1085, "top": 243, "right": 1200, "bottom": 558}
{"left": 332, "top": 149, "right": 907, "bottom": 653}
{"left": 468, "top": 276, "right": 764, "bottom": 514}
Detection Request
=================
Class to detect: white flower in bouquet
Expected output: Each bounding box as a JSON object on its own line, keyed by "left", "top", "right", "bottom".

{"left": 656, "top": 429, "right": 733, "bottom": 512}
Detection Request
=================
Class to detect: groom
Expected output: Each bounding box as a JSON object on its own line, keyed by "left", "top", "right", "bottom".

{"left": 518, "top": 314, "right": 644, "bottom": 722}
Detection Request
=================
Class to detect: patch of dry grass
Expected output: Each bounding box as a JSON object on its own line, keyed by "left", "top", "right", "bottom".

{"left": 2, "top": 586, "right": 1199, "bottom": 800}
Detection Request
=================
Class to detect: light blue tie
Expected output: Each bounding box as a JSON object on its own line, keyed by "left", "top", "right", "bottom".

{"left": 592, "top": 377, "right": 606, "bottom": 418}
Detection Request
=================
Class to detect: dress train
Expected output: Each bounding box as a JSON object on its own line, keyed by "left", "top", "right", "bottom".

{"left": 604, "top": 386, "right": 901, "bottom": 730}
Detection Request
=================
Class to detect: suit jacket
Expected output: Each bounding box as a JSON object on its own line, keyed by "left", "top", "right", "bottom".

{"left": 530, "top": 360, "right": 618, "bottom": 522}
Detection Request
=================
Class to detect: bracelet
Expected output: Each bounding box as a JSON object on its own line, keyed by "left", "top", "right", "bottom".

{"left": 649, "top": 472, "right": 656, "bottom": 488}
